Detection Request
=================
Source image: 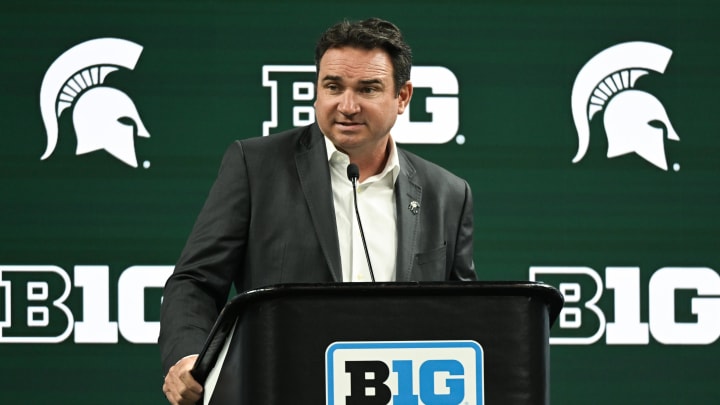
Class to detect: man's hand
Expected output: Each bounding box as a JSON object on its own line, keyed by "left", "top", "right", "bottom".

{"left": 163, "top": 355, "right": 203, "bottom": 405}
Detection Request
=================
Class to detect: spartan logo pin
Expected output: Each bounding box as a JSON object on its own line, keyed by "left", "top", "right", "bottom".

{"left": 39, "top": 38, "right": 151, "bottom": 168}
{"left": 408, "top": 201, "right": 420, "bottom": 215}
{"left": 571, "top": 41, "right": 680, "bottom": 171}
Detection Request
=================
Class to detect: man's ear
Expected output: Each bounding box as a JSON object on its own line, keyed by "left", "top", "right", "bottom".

{"left": 397, "top": 81, "right": 413, "bottom": 114}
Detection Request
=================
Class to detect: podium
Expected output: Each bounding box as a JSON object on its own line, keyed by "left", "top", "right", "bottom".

{"left": 191, "top": 282, "right": 563, "bottom": 405}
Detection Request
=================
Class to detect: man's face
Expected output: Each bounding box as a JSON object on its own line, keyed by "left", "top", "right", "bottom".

{"left": 314, "top": 46, "right": 412, "bottom": 157}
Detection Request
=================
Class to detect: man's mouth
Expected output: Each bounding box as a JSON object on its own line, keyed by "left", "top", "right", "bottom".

{"left": 336, "top": 121, "right": 363, "bottom": 128}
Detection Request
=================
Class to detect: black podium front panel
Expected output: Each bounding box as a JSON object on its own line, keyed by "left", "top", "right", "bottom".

{"left": 195, "top": 282, "right": 562, "bottom": 405}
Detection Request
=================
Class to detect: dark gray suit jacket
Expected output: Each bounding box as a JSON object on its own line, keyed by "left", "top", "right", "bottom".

{"left": 159, "top": 124, "right": 475, "bottom": 374}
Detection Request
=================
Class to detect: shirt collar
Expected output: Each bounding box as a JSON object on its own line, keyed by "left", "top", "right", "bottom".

{"left": 324, "top": 136, "right": 401, "bottom": 185}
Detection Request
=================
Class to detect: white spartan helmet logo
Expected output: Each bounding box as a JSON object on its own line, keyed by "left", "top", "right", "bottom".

{"left": 39, "top": 38, "right": 150, "bottom": 168}
{"left": 571, "top": 41, "right": 680, "bottom": 171}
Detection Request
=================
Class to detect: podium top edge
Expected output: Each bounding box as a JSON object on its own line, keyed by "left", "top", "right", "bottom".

{"left": 227, "top": 281, "right": 564, "bottom": 325}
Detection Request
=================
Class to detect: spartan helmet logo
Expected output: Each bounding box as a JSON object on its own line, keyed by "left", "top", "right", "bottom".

{"left": 39, "top": 38, "right": 150, "bottom": 168}
{"left": 571, "top": 42, "right": 680, "bottom": 171}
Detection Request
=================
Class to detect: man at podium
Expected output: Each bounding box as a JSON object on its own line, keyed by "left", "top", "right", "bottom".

{"left": 159, "top": 17, "right": 476, "bottom": 405}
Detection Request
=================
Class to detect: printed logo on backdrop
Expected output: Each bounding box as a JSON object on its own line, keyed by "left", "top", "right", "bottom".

{"left": 571, "top": 41, "right": 680, "bottom": 171}
{"left": 0, "top": 265, "right": 172, "bottom": 344}
{"left": 263, "top": 65, "right": 463, "bottom": 144}
{"left": 326, "top": 340, "right": 483, "bottom": 405}
{"left": 39, "top": 38, "right": 151, "bottom": 169}
{"left": 530, "top": 266, "right": 720, "bottom": 346}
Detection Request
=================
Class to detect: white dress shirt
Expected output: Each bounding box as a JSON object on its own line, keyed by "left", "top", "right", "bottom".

{"left": 325, "top": 136, "right": 400, "bottom": 282}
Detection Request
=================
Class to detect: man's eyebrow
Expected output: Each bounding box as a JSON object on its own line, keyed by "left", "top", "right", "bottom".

{"left": 359, "top": 78, "right": 383, "bottom": 86}
{"left": 321, "top": 75, "right": 342, "bottom": 82}
{"left": 319, "top": 76, "right": 384, "bottom": 86}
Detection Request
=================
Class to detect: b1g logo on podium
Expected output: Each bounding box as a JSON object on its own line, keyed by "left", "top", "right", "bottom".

{"left": 326, "top": 340, "right": 483, "bottom": 405}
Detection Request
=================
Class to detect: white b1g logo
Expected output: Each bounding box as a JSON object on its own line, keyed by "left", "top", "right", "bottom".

{"left": 263, "top": 65, "right": 460, "bottom": 144}
{"left": 530, "top": 266, "right": 720, "bottom": 345}
{"left": 0, "top": 265, "right": 172, "bottom": 344}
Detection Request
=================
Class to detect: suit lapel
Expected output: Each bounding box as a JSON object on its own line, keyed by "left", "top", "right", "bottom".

{"left": 395, "top": 150, "right": 422, "bottom": 281}
{"left": 295, "top": 125, "right": 343, "bottom": 282}
{"left": 294, "top": 132, "right": 423, "bottom": 283}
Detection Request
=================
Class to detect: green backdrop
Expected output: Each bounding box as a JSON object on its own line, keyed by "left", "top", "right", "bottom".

{"left": 1, "top": 0, "right": 718, "bottom": 403}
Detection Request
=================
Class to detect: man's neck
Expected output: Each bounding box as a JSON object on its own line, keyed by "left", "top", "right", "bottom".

{"left": 345, "top": 137, "right": 391, "bottom": 182}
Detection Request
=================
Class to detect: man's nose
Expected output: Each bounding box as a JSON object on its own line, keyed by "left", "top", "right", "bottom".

{"left": 338, "top": 91, "right": 360, "bottom": 115}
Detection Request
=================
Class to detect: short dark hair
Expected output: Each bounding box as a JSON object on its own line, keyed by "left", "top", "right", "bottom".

{"left": 315, "top": 18, "right": 413, "bottom": 95}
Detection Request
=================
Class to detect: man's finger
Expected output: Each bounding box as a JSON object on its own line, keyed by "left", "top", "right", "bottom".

{"left": 179, "top": 370, "right": 203, "bottom": 395}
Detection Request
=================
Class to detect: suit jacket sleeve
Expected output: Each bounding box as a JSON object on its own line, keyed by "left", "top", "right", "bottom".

{"left": 158, "top": 141, "right": 249, "bottom": 375}
{"left": 451, "top": 179, "right": 476, "bottom": 281}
